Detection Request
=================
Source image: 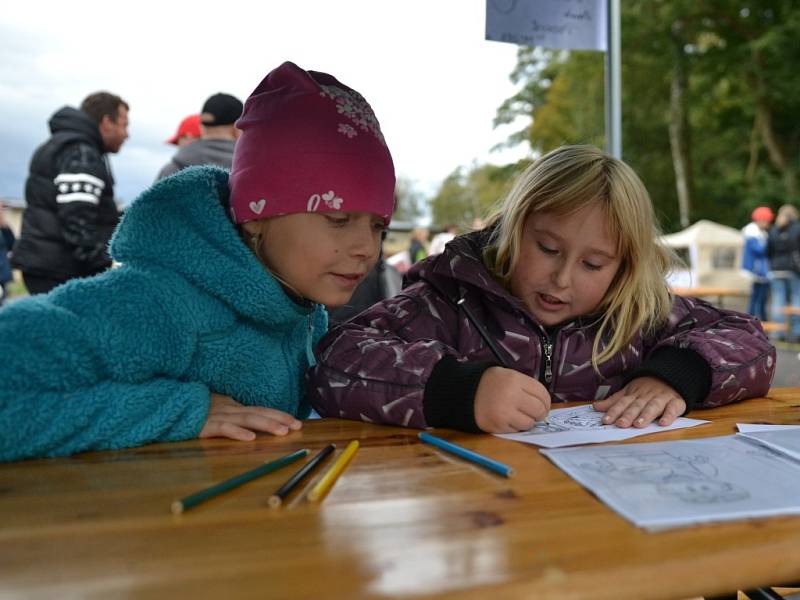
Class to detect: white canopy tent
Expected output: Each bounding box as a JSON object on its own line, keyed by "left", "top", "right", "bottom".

{"left": 660, "top": 220, "right": 749, "bottom": 290}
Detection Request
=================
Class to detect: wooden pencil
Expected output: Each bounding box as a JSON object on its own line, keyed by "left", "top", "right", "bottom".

{"left": 307, "top": 440, "right": 359, "bottom": 502}
{"left": 268, "top": 443, "right": 336, "bottom": 508}
{"left": 171, "top": 448, "right": 308, "bottom": 514}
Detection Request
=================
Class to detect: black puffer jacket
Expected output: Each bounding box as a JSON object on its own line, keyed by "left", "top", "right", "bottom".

{"left": 767, "top": 219, "right": 800, "bottom": 274}
{"left": 11, "top": 107, "right": 120, "bottom": 281}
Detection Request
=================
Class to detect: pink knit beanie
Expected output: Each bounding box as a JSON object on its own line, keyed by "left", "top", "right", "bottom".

{"left": 229, "top": 61, "right": 395, "bottom": 225}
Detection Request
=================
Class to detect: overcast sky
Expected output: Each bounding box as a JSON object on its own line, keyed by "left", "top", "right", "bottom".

{"left": 0, "top": 0, "right": 530, "bottom": 206}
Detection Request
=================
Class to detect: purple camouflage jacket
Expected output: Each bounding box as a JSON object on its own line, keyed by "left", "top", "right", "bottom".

{"left": 308, "top": 230, "right": 776, "bottom": 431}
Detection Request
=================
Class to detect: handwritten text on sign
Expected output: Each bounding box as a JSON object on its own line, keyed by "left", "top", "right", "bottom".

{"left": 486, "top": 0, "right": 607, "bottom": 51}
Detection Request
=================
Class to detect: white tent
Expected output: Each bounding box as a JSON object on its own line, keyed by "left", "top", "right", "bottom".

{"left": 660, "top": 220, "right": 749, "bottom": 290}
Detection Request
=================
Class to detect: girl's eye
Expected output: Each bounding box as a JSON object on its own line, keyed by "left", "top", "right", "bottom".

{"left": 326, "top": 216, "right": 349, "bottom": 226}
{"left": 537, "top": 242, "right": 558, "bottom": 255}
{"left": 584, "top": 261, "right": 602, "bottom": 271}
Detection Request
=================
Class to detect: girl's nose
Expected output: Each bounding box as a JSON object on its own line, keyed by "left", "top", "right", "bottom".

{"left": 551, "top": 261, "right": 570, "bottom": 288}
{"left": 351, "top": 219, "right": 380, "bottom": 261}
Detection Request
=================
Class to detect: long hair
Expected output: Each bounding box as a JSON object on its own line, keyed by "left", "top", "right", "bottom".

{"left": 775, "top": 204, "right": 799, "bottom": 229}
{"left": 483, "top": 145, "right": 677, "bottom": 368}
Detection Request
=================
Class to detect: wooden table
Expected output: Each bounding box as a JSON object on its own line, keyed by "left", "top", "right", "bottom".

{"left": 3, "top": 390, "right": 800, "bottom": 600}
{"left": 670, "top": 286, "right": 748, "bottom": 307}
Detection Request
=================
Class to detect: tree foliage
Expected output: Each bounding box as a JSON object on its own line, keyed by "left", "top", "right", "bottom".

{"left": 393, "top": 176, "right": 426, "bottom": 224}
{"left": 430, "top": 1, "right": 800, "bottom": 233}
{"left": 430, "top": 162, "right": 528, "bottom": 229}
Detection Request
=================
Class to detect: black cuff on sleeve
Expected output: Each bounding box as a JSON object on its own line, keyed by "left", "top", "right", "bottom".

{"left": 623, "top": 346, "right": 712, "bottom": 413}
{"left": 422, "top": 355, "right": 498, "bottom": 433}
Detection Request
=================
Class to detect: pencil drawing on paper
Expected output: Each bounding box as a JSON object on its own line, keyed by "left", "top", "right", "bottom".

{"left": 575, "top": 450, "right": 750, "bottom": 504}
{"left": 518, "top": 406, "right": 613, "bottom": 435}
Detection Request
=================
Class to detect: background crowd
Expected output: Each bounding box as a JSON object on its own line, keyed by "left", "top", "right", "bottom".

{"left": 2, "top": 87, "right": 800, "bottom": 344}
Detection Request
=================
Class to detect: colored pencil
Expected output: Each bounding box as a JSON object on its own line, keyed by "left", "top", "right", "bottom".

{"left": 418, "top": 432, "right": 515, "bottom": 478}
{"left": 171, "top": 448, "right": 308, "bottom": 514}
{"left": 268, "top": 444, "right": 336, "bottom": 508}
{"left": 307, "top": 440, "right": 359, "bottom": 502}
{"left": 457, "top": 297, "right": 550, "bottom": 425}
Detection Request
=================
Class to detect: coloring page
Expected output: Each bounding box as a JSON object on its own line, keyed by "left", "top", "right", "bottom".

{"left": 495, "top": 404, "right": 708, "bottom": 448}
{"left": 542, "top": 435, "right": 800, "bottom": 531}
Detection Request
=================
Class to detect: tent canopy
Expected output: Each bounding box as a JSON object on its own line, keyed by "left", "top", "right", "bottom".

{"left": 660, "top": 220, "right": 748, "bottom": 290}
{"left": 661, "top": 219, "right": 743, "bottom": 248}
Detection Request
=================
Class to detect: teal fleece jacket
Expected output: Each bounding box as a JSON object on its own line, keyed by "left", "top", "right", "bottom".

{"left": 0, "top": 167, "right": 327, "bottom": 461}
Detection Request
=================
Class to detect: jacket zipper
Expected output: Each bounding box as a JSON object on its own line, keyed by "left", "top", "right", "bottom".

{"left": 540, "top": 333, "right": 553, "bottom": 388}
{"left": 305, "top": 315, "right": 317, "bottom": 367}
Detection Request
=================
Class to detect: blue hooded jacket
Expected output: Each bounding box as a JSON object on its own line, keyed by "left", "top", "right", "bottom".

{"left": 0, "top": 167, "right": 327, "bottom": 461}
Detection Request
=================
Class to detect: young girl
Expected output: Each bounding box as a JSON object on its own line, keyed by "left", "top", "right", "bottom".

{"left": 308, "top": 145, "right": 775, "bottom": 433}
{"left": 0, "top": 61, "right": 395, "bottom": 461}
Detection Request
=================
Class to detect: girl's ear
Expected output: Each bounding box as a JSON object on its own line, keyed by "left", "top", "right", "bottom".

{"left": 241, "top": 220, "right": 265, "bottom": 236}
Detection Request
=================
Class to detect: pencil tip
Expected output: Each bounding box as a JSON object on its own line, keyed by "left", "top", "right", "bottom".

{"left": 170, "top": 501, "right": 184, "bottom": 515}
{"left": 268, "top": 496, "right": 282, "bottom": 509}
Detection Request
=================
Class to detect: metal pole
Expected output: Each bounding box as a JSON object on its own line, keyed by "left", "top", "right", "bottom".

{"left": 605, "top": 0, "right": 622, "bottom": 158}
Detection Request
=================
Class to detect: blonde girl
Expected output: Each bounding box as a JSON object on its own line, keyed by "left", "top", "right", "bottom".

{"left": 308, "top": 145, "right": 774, "bottom": 433}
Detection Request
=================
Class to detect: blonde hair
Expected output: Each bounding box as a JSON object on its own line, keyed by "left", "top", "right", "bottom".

{"left": 775, "top": 204, "right": 799, "bottom": 229}
{"left": 484, "top": 145, "right": 676, "bottom": 368}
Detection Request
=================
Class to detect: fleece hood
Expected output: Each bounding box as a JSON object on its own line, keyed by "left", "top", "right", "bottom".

{"left": 110, "top": 166, "right": 317, "bottom": 328}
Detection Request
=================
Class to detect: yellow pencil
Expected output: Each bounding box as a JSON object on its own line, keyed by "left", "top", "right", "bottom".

{"left": 307, "top": 440, "right": 359, "bottom": 502}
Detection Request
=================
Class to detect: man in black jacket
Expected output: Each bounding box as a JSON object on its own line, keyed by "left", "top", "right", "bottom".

{"left": 12, "top": 92, "right": 129, "bottom": 294}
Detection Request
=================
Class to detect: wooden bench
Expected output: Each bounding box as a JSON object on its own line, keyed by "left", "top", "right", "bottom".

{"left": 762, "top": 321, "right": 788, "bottom": 334}
{"left": 670, "top": 286, "right": 747, "bottom": 308}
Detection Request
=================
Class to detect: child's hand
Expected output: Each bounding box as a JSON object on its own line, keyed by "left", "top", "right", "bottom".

{"left": 199, "top": 393, "right": 302, "bottom": 441}
{"left": 592, "top": 377, "right": 686, "bottom": 428}
{"left": 474, "top": 367, "right": 551, "bottom": 433}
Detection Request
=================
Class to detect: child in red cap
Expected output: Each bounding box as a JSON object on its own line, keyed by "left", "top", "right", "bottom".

{"left": 742, "top": 206, "right": 774, "bottom": 322}
{"left": 0, "top": 62, "right": 395, "bottom": 461}
{"left": 165, "top": 114, "right": 202, "bottom": 146}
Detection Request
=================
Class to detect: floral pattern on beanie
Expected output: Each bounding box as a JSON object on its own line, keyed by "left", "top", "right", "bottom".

{"left": 320, "top": 85, "right": 386, "bottom": 145}
{"left": 307, "top": 190, "right": 344, "bottom": 212}
{"left": 337, "top": 123, "right": 357, "bottom": 138}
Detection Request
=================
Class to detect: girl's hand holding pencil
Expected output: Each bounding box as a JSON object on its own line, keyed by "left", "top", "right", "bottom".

{"left": 199, "top": 393, "right": 302, "bottom": 441}
{"left": 474, "top": 367, "right": 551, "bottom": 433}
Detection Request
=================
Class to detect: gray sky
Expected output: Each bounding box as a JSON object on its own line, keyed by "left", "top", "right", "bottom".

{"left": 0, "top": 0, "right": 529, "bottom": 205}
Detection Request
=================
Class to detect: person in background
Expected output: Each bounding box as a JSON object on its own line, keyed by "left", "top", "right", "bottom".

{"left": 0, "top": 203, "right": 15, "bottom": 306}
{"left": 766, "top": 203, "right": 800, "bottom": 340}
{"left": 11, "top": 92, "right": 128, "bottom": 294}
{"left": 0, "top": 61, "right": 395, "bottom": 462}
{"left": 165, "top": 114, "right": 202, "bottom": 147}
{"left": 156, "top": 93, "right": 243, "bottom": 180}
{"left": 408, "top": 227, "right": 429, "bottom": 263}
{"left": 741, "top": 206, "right": 773, "bottom": 322}
{"left": 429, "top": 223, "right": 458, "bottom": 256}
{"left": 308, "top": 145, "right": 774, "bottom": 434}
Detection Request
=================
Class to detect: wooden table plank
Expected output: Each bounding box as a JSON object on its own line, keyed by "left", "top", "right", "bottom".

{"left": 2, "top": 390, "right": 800, "bottom": 599}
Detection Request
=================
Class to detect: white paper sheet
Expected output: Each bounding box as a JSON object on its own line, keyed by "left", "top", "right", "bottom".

{"left": 738, "top": 429, "right": 800, "bottom": 462}
{"left": 542, "top": 435, "right": 800, "bottom": 531}
{"left": 736, "top": 423, "right": 800, "bottom": 433}
{"left": 495, "top": 404, "right": 708, "bottom": 448}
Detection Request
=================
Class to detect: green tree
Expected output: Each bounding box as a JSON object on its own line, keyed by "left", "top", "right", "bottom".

{"left": 393, "top": 176, "right": 426, "bottom": 224}
{"left": 491, "top": 0, "right": 800, "bottom": 232}
{"left": 494, "top": 47, "right": 605, "bottom": 154}
{"left": 430, "top": 162, "right": 527, "bottom": 228}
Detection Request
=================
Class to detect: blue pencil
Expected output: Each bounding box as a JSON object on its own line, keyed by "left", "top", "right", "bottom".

{"left": 418, "top": 432, "right": 515, "bottom": 478}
